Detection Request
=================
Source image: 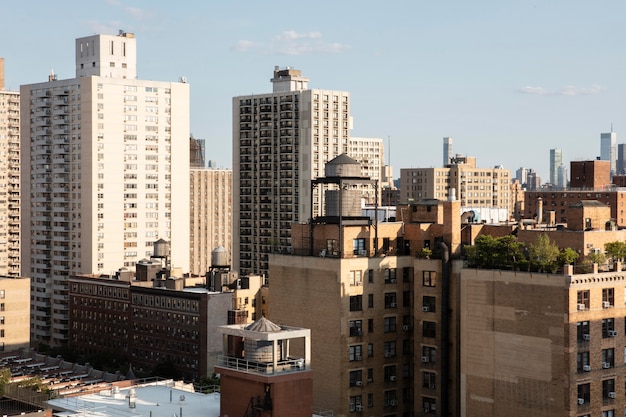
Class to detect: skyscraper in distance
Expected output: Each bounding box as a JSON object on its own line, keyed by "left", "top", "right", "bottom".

{"left": 600, "top": 131, "right": 617, "bottom": 176}
{"left": 549, "top": 148, "right": 562, "bottom": 185}
{"left": 21, "top": 32, "right": 190, "bottom": 344}
{"left": 443, "top": 137, "right": 452, "bottom": 166}
{"left": 617, "top": 143, "right": 626, "bottom": 175}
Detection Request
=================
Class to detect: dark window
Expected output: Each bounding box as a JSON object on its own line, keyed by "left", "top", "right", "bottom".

{"left": 349, "top": 370, "right": 363, "bottom": 387}
{"left": 603, "top": 378, "right": 615, "bottom": 399}
{"left": 603, "top": 288, "right": 615, "bottom": 307}
{"left": 367, "top": 368, "right": 373, "bottom": 382}
{"left": 367, "top": 269, "right": 374, "bottom": 283}
{"left": 422, "top": 346, "right": 436, "bottom": 363}
{"left": 384, "top": 316, "right": 397, "bottom": 333}
{"left": 403, "top": 291, "right": 411, "bottom": 307}
{"left": 368, "top": 294, "right": 374, "bottom": 308}
{"left": 423, "top": 296, "right": 436, "bottom": 312}
{"left": 577, "top": 290, "right": 589, "bottom": 309}
{"left": 402, "top": 267, "right": 411, "bottom": 282}
{"left": 422, "top": 397, "right": 436, "bottom": 414}
{"left": 383, "top": 341, "right": 396, "bottom": 358}
{"left": 368, "top": 318, "right": 374, "bottom": 333}
{"left": 350, "top": 295, "right": 362, "bottom": 312}
{"left": 384, "top": 293, "right": 398, "bottom": 308}
{"left": 349, "top": 320, "right": 363, "bottom": 337}
{"left": 577, "top": 351, "right": 590, "bottom": 372}
{"left": 577, "top": 321, "right": 590, "bottom": 341}
{"left": 384, "top": 365, "right": 397, "bottom": 382}
{"left": 422, "top": 372, "right": 436, "bottom": 389}
{"left": 353, "top": 238, "right": 366, "bottom": 255}
{"left": 384, "top": 390, "right": 398, "bottom": 407}
{"left": 603, "top": 348, "right": 615, "bottom": 368}
{"left": 603, "top": 318, "right": 616, "bottom": 338}
{"left": 349, "top": 345, "right": 363, "bottom": 361}
{"left": 423, "top": 321, "right": 436, "bottom": 338}
{"left": 384, "top": 268, "right": 397, "bottom": 283}
{"left": 578, "top": 383, "right": 590, "bottom": 404}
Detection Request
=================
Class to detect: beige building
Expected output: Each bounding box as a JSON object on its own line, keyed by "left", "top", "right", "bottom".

{"left": 21, "top": 33, "right": 190, "bottom": 345}
{"left": 400, "top": 156, "right": 511, "bottom": 212}
{"left": 0, "top": 276, "right": 30, "bottom": 351}
{"left": 348, "top": 136, "right": 387, "bottom": 204}
{"left": 461, "top": 265, "right": 626, "bottom": 417}
{"left": 0, "top": 58, "right": 20, "bottom": 277}
{"left": 233, "top": 67, "right": 362, "bottom": 278}
{"left": 190, "top": 168, "right": 232, "bottom": 276}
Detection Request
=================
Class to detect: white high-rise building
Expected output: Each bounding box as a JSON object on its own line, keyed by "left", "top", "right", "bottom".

{"left": 348, "top": 136, "right": 385, "bottom": 204}
{"left": 21, "top": 32, "right": 190, "bottom": 344}
{"left": 233, "top": 67, "right": 354, "bottom": 278}
{"left": 601, "top": 131, "right": 617, "bottom": 176}
{"left": 0, "top": 59, "right": 21, "bottom": 277}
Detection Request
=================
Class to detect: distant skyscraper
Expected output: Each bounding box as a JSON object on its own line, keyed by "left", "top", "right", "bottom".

{"left": 601, "top": 131, "right": 617, "bottom": 176}
{"left": 549, "top": 148, "right": 562, "bottom": 185}
{"left": 617, "top": 143, "right": 626, "bottom": 175}
{"left": 516, "top": 167, "right": 528, "bottom": 186}
{"left": 556, "top": 164, "right": 567, "bottom": 188}
{"left": 443, "top": 137, "right": 453, "bottom": 166}
{"left": 21, "top": 33, "right": 190, "bottom": 344}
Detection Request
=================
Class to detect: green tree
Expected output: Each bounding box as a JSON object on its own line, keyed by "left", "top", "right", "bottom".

{"left": 0, "top": 368, "right": 10, "bottom": 395}
{"left": 589, "top": 251, "right": 606, "bottom": 266}
{"left": 558, "top": 247, "right": 579, "bottom": 266}
{"left": 467, "top": 234, "right": 525, "bottom": 269}
{"left": 528, "top": 234, "right": 560, "bottom": 272}
{"left": 417, "top": 247, "right": 432, "bottom": 259}
{"left": 605, "top": 241, "right": 626, "bottom": 263}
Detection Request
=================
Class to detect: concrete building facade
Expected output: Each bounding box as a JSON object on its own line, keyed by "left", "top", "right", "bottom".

{"left": 189, "top": 168, "right": 232, "bottom": 276}
{"left": 21, "top": 33, "right": 190, "bottom": 345}
{"left": 0, "top": 276, "right": 30, "bottom": 352}
{"left": 0, "top": 59, "right": 21, "bottom": 277}
{"left": 233, "top": 67, "right": 356, "bottom": 278}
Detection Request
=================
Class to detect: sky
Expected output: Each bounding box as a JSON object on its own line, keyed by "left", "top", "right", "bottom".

{"left": 3, "top": 0, "right": 626, "bottom": 180}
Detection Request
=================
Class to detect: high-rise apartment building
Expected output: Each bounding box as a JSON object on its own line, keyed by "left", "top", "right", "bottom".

{"left": 348, "top": 136, "right": 385, "bottom": 204}
{"left": 0, "top": 59, "right": 20, "bottom": 277}
{"left": 400, "top": 156, "right": 511, "bottom": 211}
{"left": 549, "top": 148, "right": 562, "bottom": 185}
{"left": 233, "top": 67, "right": 354, "bottom": 278}
{"left": 21, "top": 32, "right": 190, "bottom": 345}
{"left": 190, "top": 167, "right": 232, "bottom": 276}
{"left": 443, "top": 137, "right": 452, "bottom": 166}
{"left": 617, "top": 143, "right": 626, "bottom": 175}
{"left": 601, "top": 131, "right": 617, "bottom": 177}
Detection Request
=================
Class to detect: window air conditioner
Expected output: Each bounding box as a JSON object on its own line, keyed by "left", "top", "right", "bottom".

{"left": 384, "top": 352, "right": 391, "bottom": 358}
{"left": 389, "top": 400, "right": 397, "bottom": 406}
{"left": 424, "top": 408, "right": 431, "bottom": 414}
{"left": 603, "top": 301, "right": 611, "bottom": 308}
{"left": 356, "top": 281, "right": 362, "bottom": 286}
{"left": 578, "top": 398, "right": 584, "bottom": 405}
{"left": 577, "top": 303, "right": 586, "bottom": 311}
{"left": 603, "top": 362, "right": 611, "bottom": 369}
{"left": 390, "top": 302, "right": 397, "bottom": 308}
{"left": 402, "top": 325, "right": 410, "bottom": 331}
{"left": 355, "top": 405, "right": 364, "bottom": 412}
{"left": 421, "top": 356, "right": 429, "bottom": 363}
{"left": 355, "top": 380, "right": 363, "bottom": 386}
{"left": 422, "top": 306, "right": 430, "bottom": 312}
{"left": 390, "top": 278, "right": 396, "bottom": 283}
{"left": 583, "top": 365, "right": 591, "bottom": 372}
{"left": 609, "top": 330, "right": 618, "bottom": 337}
{"left": 429, "top": 384, "right": 436, "bottom": 389}
{"left": 389, "top": 375, "right": 397, "bottom": 381}
{"left": 583, "top": 334, "right": 591, "bottom": 341}
{"left": 609, "top": 392, "right": 616, "bottom": 399}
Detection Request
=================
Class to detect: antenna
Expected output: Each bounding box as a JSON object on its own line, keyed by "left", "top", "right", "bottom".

{"left": 611, "top": 122, "right": 614, "bottom": 133}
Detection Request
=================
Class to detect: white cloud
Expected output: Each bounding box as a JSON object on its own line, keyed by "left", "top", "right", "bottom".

{"left": 233, "top": 30, "right": 350, "bottom": 56}
{"left": 518, "top": 84, "right": 605, "bottom": 96}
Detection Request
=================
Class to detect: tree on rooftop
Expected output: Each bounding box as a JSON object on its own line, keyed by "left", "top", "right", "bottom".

{"left": 558, "top": 247, "right": 579, "bottom": 266}
{"left": 528, "top": 234, "right": 560, "bottom": 272}
{"left": 466, "top": 234, "right": 525, "bottom": 269}
{"left": 605, "top": 241, "right": 626, "bottom": 263}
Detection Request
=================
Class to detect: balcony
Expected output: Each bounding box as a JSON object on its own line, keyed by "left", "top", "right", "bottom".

{"left": 216, "top": 355, "right": 306, "bottom": 376}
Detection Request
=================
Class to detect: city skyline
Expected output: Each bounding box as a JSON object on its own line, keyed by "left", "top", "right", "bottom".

{"left": 3, "top": 0, "right": 626, "bottom": 179}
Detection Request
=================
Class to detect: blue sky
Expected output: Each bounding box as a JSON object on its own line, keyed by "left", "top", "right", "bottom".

{"left": 3, "top": 0, "right": 625, "bottom": 180}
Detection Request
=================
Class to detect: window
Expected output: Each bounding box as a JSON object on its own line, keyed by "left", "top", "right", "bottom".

{"left": 350, "top": 320, "right": 363, "bottom": 337}
{"left": 326, "top": 239, "right": 337, "bottom": 255}
{"left": 422, "top": 397, "right": 436, "bottom": 414}
{"left": 423, "top": 321, "right": 436, "bottom": 338}
{"left": 601, "top": 410, "right": 614, "bottom": 417}
{"left": 422, "top": 346, "right": 436, "bottom": 363}
{"left": 603, "top": 318, "right": 616, "bottom": 338}
{"left": 578, "top": 383, "right": 590, "bottom": 404}
{"left": 349, "top": 345, "right": 363, "bottom": 361}
{"left": 367, "top": 269, "right": 374, "bottom": 283}
{"left": 384, "top": 390, "right": 398, "bottom": 407}
{"left": 353, "top": 238, "right": 365, "bottom": 255}
{"left": 349, "top": 395, "right": 362, "bottom": 412}
{"left": 367, "top": 368, "right": 374, "bottom": 383}
{"left": 384, "top": 316, "right": 397, "bottom": 333}
{"left": 422, "top": 371, "right": 436, "bottom": 389}
{"left": 423, "top": 296, "right": 436, "bottom": 312}
{"left": 350, "top": 270, "right": 362, "bottom": 286}
{"left": 577, "top": 321, "right": 590, "bottom": 341}
{"left": 0, "top": 304, "right": 3, "bottom": 312}
{"left": 367, "top": 393, "right": 373, "bottom": 408}
{"left": 384, "top": 268, "right": 397, "bottom": 283}
{"left": 603, "top": 348, "right": 615, "bottom": 368}
{"left": 349, "top": 370, "right": 363, "bottom": 387}
{"left": 368, "top": 318, "right": 373, "bottom": 333}
{"left": 403, "top": 267, "right": 411, "bottom": 282}
{"left": 577, "top": 290, "right": 590, "bottom": 309}
{"left": 384, "top": 365, "right": 397, "bottom": 382}
{"left": 349, "top": 295, "right": 362, "bottom": 311}
{"left": 384, "top": 293, "right": 397, "bottom": 308}
{"left": 603, "top": 379, "right": 616, "bottom": 399}
{"left": 383, "top": 341, "right": 396, "bottom": 358}
{"left": 367, "top": 343, "right": 373, "bottom": 358}
{"left": 423, "top": 271, "right": 436, "bottom": 287}
{"left": 577, "top": 351, "right": 590, "bottom": 372}
{"left": 0, "top": 290, "right": 4, "bottom": 299}
{"left": 368, "top": 294, "right": 374, "bottom": 308}
{"left": 604, "top": 288, "right": 615, "bottom": 307}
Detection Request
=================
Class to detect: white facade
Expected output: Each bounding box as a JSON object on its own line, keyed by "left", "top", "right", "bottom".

{"left": 233, "top": 67, "right": 354, "bottom": 277}
{"left": 349, "top": 136, "right": 384, "bottom": 203}
{"left": 21, "top": 33, "right": 190, "bottom": 344}
{"left": 443, "top": 136, "right": 453, "bottom": 166}
{"left": 0, "top": 61, "right": 20, "bottom": 277}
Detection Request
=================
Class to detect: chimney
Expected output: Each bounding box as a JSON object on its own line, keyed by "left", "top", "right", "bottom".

{"left": 536, "top": 197, "right": 543, "bottom": 224}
